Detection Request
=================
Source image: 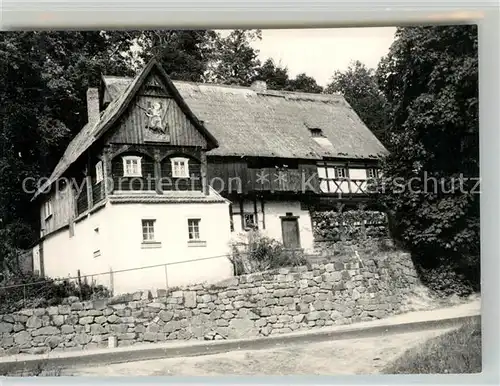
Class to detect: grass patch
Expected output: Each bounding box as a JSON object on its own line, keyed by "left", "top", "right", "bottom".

{"left": 0, "top": 361, "right": 62, "bottom": 377}
{"left": 383, "top": 320, "right": 481, "bottom": 374}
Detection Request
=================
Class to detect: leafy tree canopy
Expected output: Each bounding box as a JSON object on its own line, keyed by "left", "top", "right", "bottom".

{"left": 326, "top": 60, "right": 388, "bottom": 146}
{"left": 206, "top": 30, "right": 262, "bottom": 86}
{"left": 375, "top": 25, "right": 479, "bottom": 283}
{"left": 0, "top": 31, "right": 136, "bottom": 266}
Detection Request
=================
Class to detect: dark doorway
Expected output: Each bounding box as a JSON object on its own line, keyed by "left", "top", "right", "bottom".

{"left": 281, "top": 216, "right": 301, "bottom": 249}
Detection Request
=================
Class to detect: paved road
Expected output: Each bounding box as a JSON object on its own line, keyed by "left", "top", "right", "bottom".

{"left": 68, "top": 327, "right": 454, "bottom": 376}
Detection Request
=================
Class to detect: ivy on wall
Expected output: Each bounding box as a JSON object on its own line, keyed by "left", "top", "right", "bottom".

{"left": 311, "top": 209, "right": 388, "bottom": 241}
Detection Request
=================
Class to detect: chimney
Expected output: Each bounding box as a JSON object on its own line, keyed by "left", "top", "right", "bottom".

{"left": 250, "top": 80, "right": 267, "bottom": 93}
{"left": 86, "top": 88, "right": 100, "bottom": 125}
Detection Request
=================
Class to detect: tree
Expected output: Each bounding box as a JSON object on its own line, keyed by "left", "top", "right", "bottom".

{"left": 207, "top": 30, "right": 262, "bottom": 86}
{"left": 252, "top": 59, "right": 323, "bottom": 93}
{"left": 0, "top": 31, "right": 136, "bottom": 268}
{"left": 253, "top": 58, "right": 289, "bottom": 90}
{"left": 376, "top": 26, "right": 479, "bottom": 289}
{"left": 326, "top": 60, "right": 388, "bottom": 145}
{"left": 287, "top": 73, "right": 323, "bottom": 93}
{"left": 134, "top": 30, "right": 218, "bottom": 82}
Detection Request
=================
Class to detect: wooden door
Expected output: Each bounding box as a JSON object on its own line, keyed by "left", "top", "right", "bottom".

{"left": 281, "top": 218, "right": 301, "bottom": 249}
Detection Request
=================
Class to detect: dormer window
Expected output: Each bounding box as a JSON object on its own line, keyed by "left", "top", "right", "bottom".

{"left": 309, "top": 128, "right": 324, "bottom": 137}
{"left": 123, "top": 156, "right": 142, "bottom": 177}
{"left": 171, "top": 157, "right": 190, "bottom": 178}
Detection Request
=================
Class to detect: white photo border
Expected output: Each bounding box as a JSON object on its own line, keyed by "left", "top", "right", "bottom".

{"left": 0, "top": 0, "right": 498, "bottom": 384}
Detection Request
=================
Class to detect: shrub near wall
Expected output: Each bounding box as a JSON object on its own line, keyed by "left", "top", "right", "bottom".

{"left": 0, "top": 252, "right": 419, "bottom": 356}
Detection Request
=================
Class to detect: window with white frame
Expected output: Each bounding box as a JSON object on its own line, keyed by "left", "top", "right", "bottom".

{"left": 367, "top": 168, "right": 379, "bottom": 179}
{"left": 171, "top": 157, "right": 190, "bottom": 178}
{"left": 43, "top": 199, "right": 53, "bottom": 220}
{"left": 187, "top": 218, "right": 200, "bottom": 240}
{"left": 123, "top": 156, "right": 142, "bottom": 177}
{"left": 142, "top": 219, "right": 156, "bottom": 242}
{"left": 95, "top": 161, "right": 104, "bottom": 183}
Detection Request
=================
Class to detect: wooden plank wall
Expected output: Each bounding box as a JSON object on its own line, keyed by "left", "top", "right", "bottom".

{"left": 40, "top": 181, "right": 76, "bottom": 235}
{"left": 111, "top": 154, "right": 156, "bottom": 191}
{"left": 160, "top": 156, "right": 202, "bottom": 191}
{"left": 107, "top": 68, "right": 208, "bottom": 148}
{"left": 207, "top": 158, "right": 320, "bottom": 194}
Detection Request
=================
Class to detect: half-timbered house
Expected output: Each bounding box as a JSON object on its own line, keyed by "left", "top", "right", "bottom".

{"left": 32, "top": 58, "right": 388, "bottom": 294}
{"left": 103, "top": 75, "right": 388, "bottom": 253}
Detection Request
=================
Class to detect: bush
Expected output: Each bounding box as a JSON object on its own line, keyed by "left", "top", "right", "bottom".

{"left": 311, "top": 209, "right": 388, "bottom": 241}
{"left": 0, "top": 273, "right": 111, "bottom": 314}
{"left": 414, "top": 261, "right": 478, "bottom": 297}
{"left": 230, "top": 232, "right": 307, "bottom": 275}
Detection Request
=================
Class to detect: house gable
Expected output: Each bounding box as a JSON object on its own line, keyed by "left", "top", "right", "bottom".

{"left": 32, "top": 58, "right": 218, "bottom": 200}
{"left": 106, "top": 66, "right": 208, "bottom": 147}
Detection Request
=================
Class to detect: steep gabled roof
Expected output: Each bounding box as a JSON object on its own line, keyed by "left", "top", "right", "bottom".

{"left": 104, "top": 77, "right": 389, "bottom": 161}
{"left": 32, "top": 59, "right": 218, "bottom": 200}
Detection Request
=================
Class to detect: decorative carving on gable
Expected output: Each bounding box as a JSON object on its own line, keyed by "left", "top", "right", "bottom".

{"left": 136, "top": 98, "right": 171, "bottom": 143}
{"left": 145, "top": 101, "right": 167, "bottom": 133}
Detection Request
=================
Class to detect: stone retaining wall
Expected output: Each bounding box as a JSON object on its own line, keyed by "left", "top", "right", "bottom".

{"left": 0, "top": 251, "right": 419, "bottom": 356}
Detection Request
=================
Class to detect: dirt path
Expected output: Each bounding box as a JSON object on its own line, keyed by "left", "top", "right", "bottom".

{"left": 68, "top": 327, "right": 454, "bottom": 376}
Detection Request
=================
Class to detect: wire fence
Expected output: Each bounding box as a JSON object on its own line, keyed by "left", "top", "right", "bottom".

{"left": 0, "top": 254, "right": 234, "bottom": 314}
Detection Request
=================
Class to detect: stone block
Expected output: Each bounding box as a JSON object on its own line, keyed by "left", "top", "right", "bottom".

{"left": 61, "top": 325, "right": 74, "bottom": 334}
{"left": 79, "top": 316, "right": 94, "bottom": 325}
{"left": 71, "top": 302, "right": 84, "bottom": 311}
{"left": 108, "top": 324, "right": 128, "bottom": 334}
{"left": 117, "top": 332, "right": 136, "bottom": 340}
{"left": 13, "top": 323, "right": 24, "bottom": 332}
{"left": 90, "top": 324, "right": 107, "bottom": 334}
{"left": 51, "top": 315, "right": 65, "bottom": 326}
{"left": 0, "top": 322, "right": 13, "bottom": 333}
{"left": 306, "top": 311, "right": 321, "bottom": 321}
{"left": 95, "top": 316, "right": 107, "bottom": 324}
{"left": 158, "top": 310, "right": 174, "bottom": 322}
{"left": 33, "top": 308, "right": 46, "bottom": 317}
{"left": 26, "top": 316, "right": 43, "bottom": 329}
{"left": 32, "top": 326, "right": 60, "bottom": 336}
{"left": 184, "top": 291, "right": 197, "bottom": 308}
{"left": 74, "top": 333, "right": 92, "bottom": 345}
{"left": 45, "top": 336, "right": 63, "bottom": 349}
{"left": 107, "top": 315, "right": 120, "bottom": 324}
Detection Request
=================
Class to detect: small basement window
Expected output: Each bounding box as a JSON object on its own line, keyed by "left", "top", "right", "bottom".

{"left": 171, "top": 157, "right": 190, "bottom": 178}
{"left": 142, "top": 219, "right": 156, "bottom": 242}
{"left": 123, "top": 156, "right": 142, "bottom": 177}
{"left": 95, "top": 161, "right": 104, "bottom": 183}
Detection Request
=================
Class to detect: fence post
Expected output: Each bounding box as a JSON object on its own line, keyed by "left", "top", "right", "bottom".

{"left": 77, "top": 269, "right": 82, "bottom": 300}
{"left": 23, "top": 285, "right": 26, "bottom": 309}
{"left": 164, "top": 264, "right": 169, "bottom": 291}
{"left": 109, "top": 267, "right": 114, "bottom": 297}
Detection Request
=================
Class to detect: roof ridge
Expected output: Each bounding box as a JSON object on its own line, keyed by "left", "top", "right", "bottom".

{"left": 103, "top": 75, "right": 345, "bottom": 100}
